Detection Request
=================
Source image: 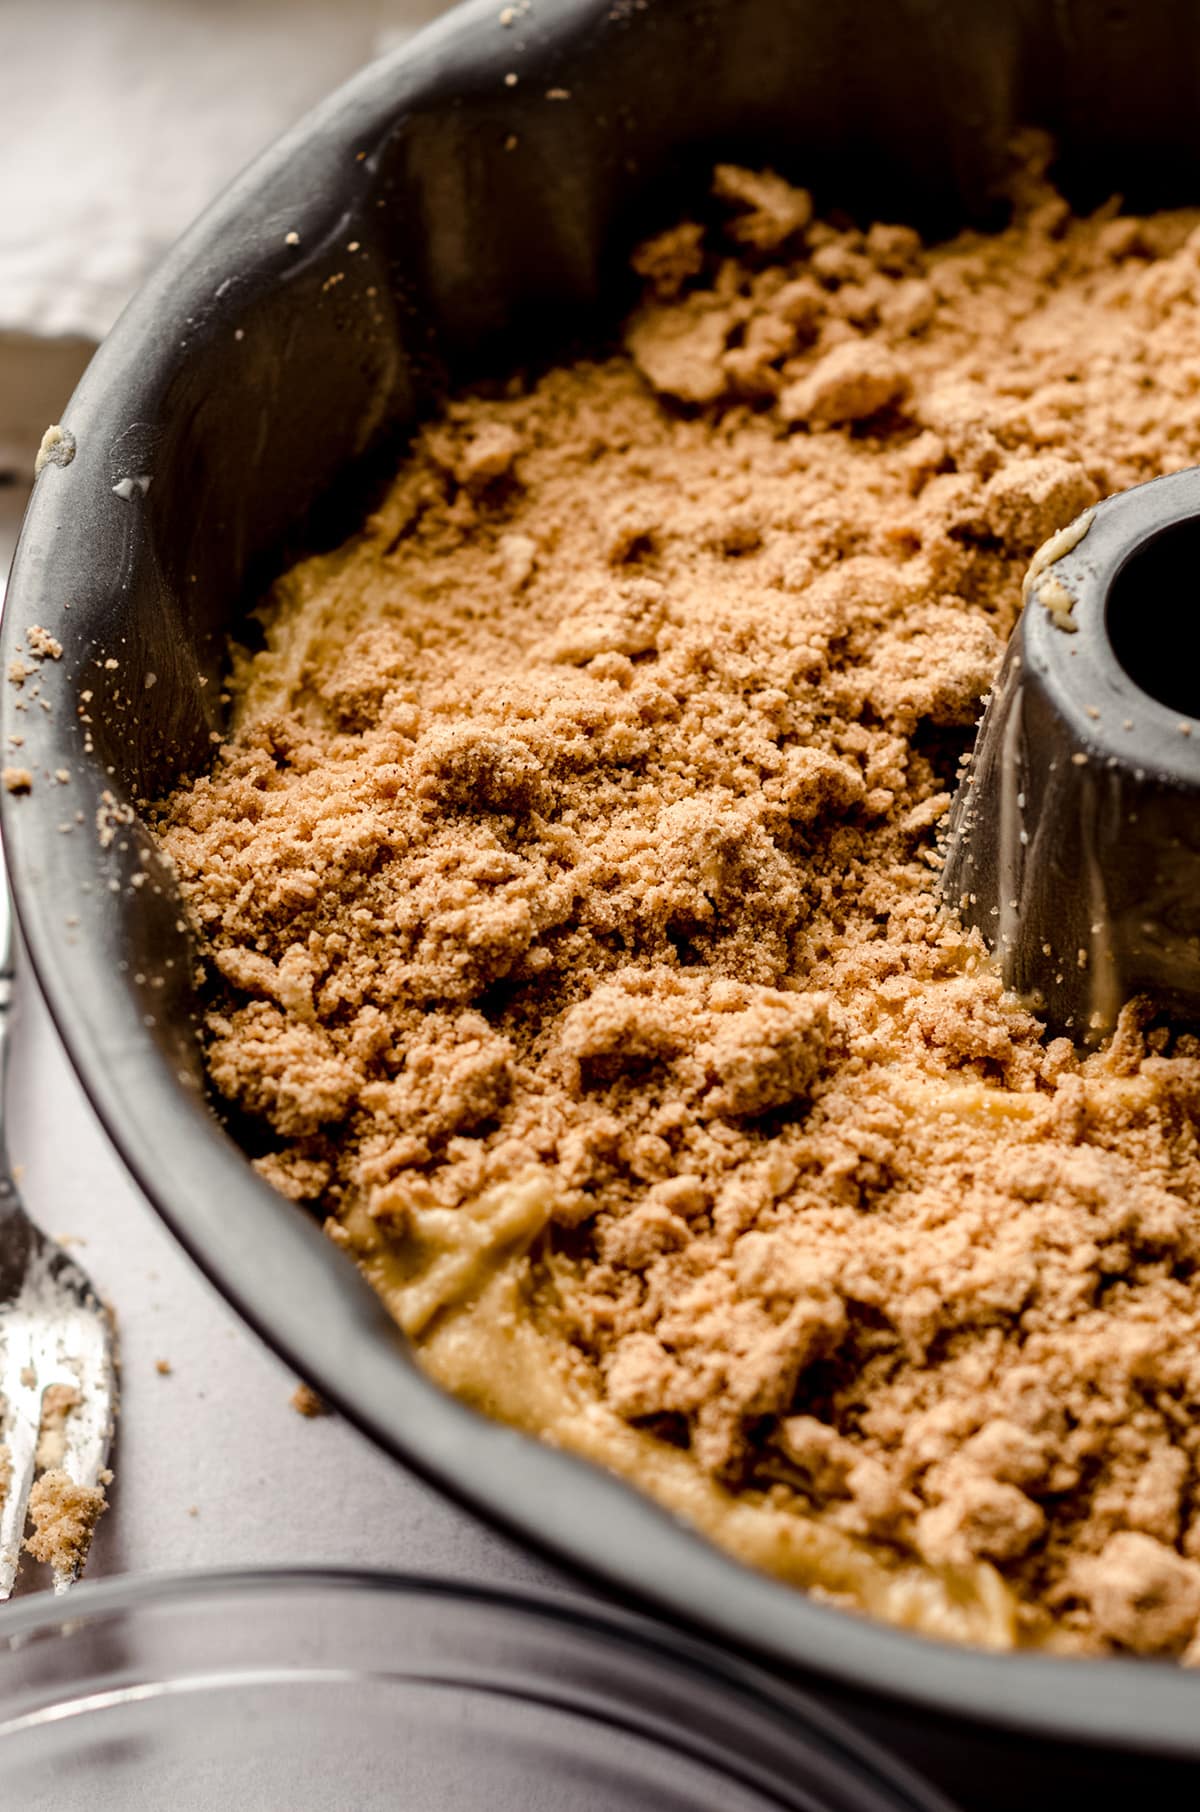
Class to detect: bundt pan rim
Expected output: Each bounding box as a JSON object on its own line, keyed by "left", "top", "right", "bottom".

{"left": 1019, "top": 469, "right": 1200, "bottom": 779}
{"left": 6, "top": 0, "right": 1200, "bottom": 1788}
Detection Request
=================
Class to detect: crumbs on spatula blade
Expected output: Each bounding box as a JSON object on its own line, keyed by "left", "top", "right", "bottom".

{"left": 24, "top": 1470, "right": 107, "bottom": 1575}
{"left": 35, "top": 1383, "right": 82, "bottom": 1470}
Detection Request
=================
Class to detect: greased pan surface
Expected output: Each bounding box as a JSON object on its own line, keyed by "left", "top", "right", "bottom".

{"left": 5, "top": 1, "right": 1200, "bottom": 1802}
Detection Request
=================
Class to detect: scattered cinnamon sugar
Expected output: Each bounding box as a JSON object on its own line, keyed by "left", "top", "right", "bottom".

{"left": 96, "top": 789, "right": 135, "bottom": 849}
{"left": 160, "top": 136, "right": 1200, "bottom": 1656}
{"left": 25, "top": 625, "right": 62, "bottom": 662}
{"left": 24, "top": 1469, "right": 106, "bottom": 1575}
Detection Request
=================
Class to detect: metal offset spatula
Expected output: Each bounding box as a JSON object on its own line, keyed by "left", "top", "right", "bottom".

{"left": 0, "top": 840, "right": 116, "bottom": 1598}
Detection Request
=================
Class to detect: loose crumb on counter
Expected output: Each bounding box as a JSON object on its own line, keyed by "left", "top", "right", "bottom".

{"left": 158, "top": 134, "right": 1200, "bottom": 1658}
{"left": 290, "top": 1383, "right": 330, "bottom": 1418}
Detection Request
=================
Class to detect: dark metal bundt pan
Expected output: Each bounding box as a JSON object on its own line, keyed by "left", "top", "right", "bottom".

{"left": 7, "top": 1, "right": 1200, "bottom": 1802}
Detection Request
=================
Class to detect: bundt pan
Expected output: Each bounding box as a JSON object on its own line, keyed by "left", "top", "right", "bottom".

{"left": 6, "top": 0, "right": 1200, "bottom": 1803}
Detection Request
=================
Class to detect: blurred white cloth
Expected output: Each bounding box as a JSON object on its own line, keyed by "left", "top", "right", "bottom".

{"left": 0, "top": 0, "right": 449, "bottom": 342}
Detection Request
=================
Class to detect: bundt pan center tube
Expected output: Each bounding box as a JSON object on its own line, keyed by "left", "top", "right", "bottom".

{"left": 8, "top": 0, "right": 1200, "bottom": 1801}
{"left": 942, "top": 467, "right": 1200, "bottom": 1040}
